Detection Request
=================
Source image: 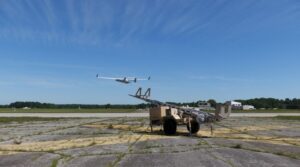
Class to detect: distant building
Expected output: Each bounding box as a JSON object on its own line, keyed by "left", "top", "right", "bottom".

{"left": 242, "top": 105, "right": 255, "bottom": 110}
{"left": 22, "top": 107, "right": 31, "bottom": 110}
{"left": 181, "top": 105, "right": 201, "bottom": 111}
{"left": 227, "top": 101, "right": 242, "bottom": 110}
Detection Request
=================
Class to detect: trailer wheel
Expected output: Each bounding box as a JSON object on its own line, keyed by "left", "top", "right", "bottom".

{"left": 163, "top": 118, "right": 177, "bottom": 135}
{"left": 187, "top": 121, "right": 199, "bottom": 134}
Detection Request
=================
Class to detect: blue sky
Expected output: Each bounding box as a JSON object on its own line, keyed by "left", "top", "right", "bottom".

{"left": 0, "top": 0, "right": 300, "bottom": 104}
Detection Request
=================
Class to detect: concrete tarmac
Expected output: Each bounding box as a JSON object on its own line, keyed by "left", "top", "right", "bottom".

{"left": 0, "top": 117, "right": 300, "bottom": 167}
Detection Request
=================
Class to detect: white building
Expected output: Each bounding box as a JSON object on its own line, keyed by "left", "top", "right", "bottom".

{"left": 182, "top": 105, "right": 200, "bottom": 111}
{"left": 228, "top": 101, "right": 242, "bottom": 107}
{"left": 242, "top": 105, "right": 255, "bottom": 110}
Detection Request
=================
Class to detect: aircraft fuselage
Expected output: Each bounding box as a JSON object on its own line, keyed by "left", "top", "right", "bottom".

{"left": 116, "top": 79, "right": 130, "bottom": 84}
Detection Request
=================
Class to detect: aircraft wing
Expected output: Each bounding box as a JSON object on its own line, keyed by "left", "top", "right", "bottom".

{"left": 96, "top": 74, "right": 123, "bottom": 80}
{"left": 137, "top": 76, "right": 151, "bottom": 81}
{"left": 136, "top": 78, "right": 148, "bottom": 81}
{"left": 127, "top": 76, "right": 151, "bottom": 81}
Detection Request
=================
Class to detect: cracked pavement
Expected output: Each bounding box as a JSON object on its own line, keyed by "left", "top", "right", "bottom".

{"left": 0, "top": 117, "right": 299, "bottom": 167}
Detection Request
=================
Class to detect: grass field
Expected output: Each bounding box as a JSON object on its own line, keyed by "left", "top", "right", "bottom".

{"left": 204, "top": 109, "right": 300, "bottom": 113}
{"left": 0, "top": 108, "right": 138, "bottom": 113}
{"left": 0, "top": 117, "right": 64, "bottom": 123}
{"left": 230, "top": 109, "right": 300, "bottom": 113}
{"left": 0, "top": 108, "right": 300, "bottom": 113}
{"left": 275, "top": 116, "right": 300, "bottom": 120}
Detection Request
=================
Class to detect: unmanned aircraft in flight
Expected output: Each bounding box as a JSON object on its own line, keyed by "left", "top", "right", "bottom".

{"left": 96, "top": 74, "right": 151, "bottom": 84}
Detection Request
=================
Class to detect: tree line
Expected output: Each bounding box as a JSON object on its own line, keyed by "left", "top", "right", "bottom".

{"left": 0, "top": 101, "right": 151, "bottom": 109}
{"left": 235, "top": 98, "right": 300, "bottom": 109}
{"left": 0, "top": 98, "right": 299, "bottom": 109}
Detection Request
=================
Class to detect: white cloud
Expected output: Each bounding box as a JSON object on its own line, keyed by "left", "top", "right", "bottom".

{"left": 0, "top": 0, "right": 298, "bottom": 46}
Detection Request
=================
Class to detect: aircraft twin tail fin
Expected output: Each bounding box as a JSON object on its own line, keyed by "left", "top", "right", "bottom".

{"left": 145, "top": 88, "right": 151, "bottom": 97}
{"left": 135, "top": 87, "right": 151, "bottom": 99}
{"left": 136, "top": 88, "right": 142, "bottom": 96}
